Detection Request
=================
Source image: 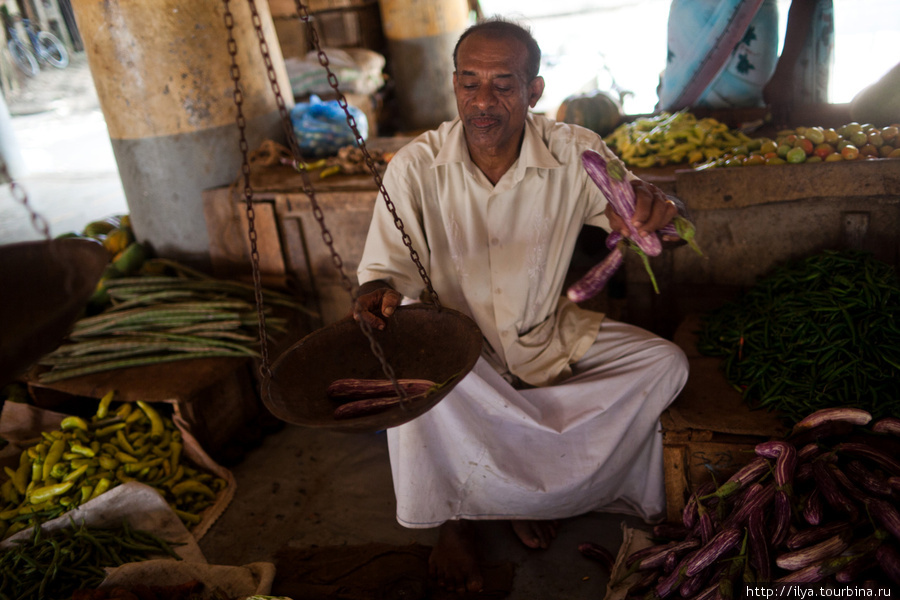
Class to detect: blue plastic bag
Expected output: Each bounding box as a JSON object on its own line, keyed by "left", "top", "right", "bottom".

{"left": 290, "top": 95, "right": 368, "bottom": 158}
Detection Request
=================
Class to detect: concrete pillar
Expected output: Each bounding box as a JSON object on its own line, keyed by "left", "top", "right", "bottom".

{"left": 378, "top": 0, "right": 470, "bottom": 131}
{"left": 71, "top": 0, "right": 293, "bottom": 267}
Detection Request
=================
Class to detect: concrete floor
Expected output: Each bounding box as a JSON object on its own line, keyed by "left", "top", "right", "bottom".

{"left": 2, "top": 52, "right": 652, "bottom": 599}
{"left": 198, "top": 422, "right": 647, "bottom": 599}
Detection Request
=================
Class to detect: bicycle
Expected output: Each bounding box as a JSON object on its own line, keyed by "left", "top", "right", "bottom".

{"left": 7, "top": 17, "right": 69, "bottom": 77}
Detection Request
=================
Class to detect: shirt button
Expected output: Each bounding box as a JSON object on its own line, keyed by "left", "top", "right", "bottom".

{"left": 495, "top": 288, "right": 502, "bottom": 295}
{"left": 491, "top": 237, "right": 500, "bottom": 245}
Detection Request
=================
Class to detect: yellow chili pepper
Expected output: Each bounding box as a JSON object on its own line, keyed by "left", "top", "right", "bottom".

{"left": 137, "top": 400, "right": 165, "bottom": 440}
{"left": 95, "top": 389, "right": 115, "bottom": 420}
{"left": 89, "top": 477, "right": 111, "bottom": 500}
{"left": 171, "top": 479, "right": 216, "bottom": 499}
{"left": 42, "top": 438, "right": 66, "bottom": 482}
{"left": 29, "top": 480, "right": 74, "bottom": 504}
{"left": 60, "top": 416, "right": 89, "bottom": 431}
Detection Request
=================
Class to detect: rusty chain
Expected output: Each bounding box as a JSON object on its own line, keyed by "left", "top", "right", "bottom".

{"left": 225, "top": 0, "right": 441, "bottom": 407}
{"left": 1, "top": 158, "right": 51, "bottom": 240}
{"left": 222, "top": 1, "right": 273, "bottom": 382}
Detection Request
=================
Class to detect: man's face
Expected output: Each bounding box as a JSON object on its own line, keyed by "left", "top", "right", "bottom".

{"left": 453, "top": 32, "right": 544, "bottom": 157}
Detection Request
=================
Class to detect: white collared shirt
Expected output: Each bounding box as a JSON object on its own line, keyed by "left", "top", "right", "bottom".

{"left": 358, "top": 113, "right": 625, "bottom": 387}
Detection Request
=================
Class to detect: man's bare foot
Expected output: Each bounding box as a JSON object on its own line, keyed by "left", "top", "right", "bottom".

{"left": 429, "top": 520, "right": 484, "bottom": 593}
{"left": 511, "top": 520, "right": 559, "bottom": 549}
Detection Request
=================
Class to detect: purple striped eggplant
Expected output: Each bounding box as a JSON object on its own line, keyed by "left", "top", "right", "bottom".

{"left": 775, "top": 533, "right": 850, "bottom": 571}
{"left": 791, "top": 407, "right": 872, "bottom": 434}
{"left": 787, "top": 419, "right": 855, "bottom": 447}
{"left": 581, "top": 149, "right": 663, "bottom": 258}
{"left": 714, "top": 456, "right": 770, "bottom": 499}
{"left": 577, "top": 542, "right": 615, "bottom": 572}
{"left": 685, "top": 527, "right": 743, "bottom": 578}
{"left": 634, "top": 539, "right": 701, "bottom": 571}
{"left": 872, "top": 416, "right": 900, "bottom": 437}
{"left": 333, "top": 390, "right": 429, "bottom": 419}
{"left": 835, "top": 555, "right": 878, "bottom": 584}
{"left": 695, "top": 505, "right": 716, "bottom": 546}
{"left": 835, "top": 441, "right": 900, "bottom": 476}
{"left": 652, "top": 522, "right": 690, "bottom": 540}
{"left": 724, "top": 482, "right": 775, "bottom": 529}
{"left": 754, "top": 440, "right": 797, "bottom": 489}
{"left": 802, "top": 487, "right": 825, "bottom": 525}
{"left": 566, "top": 241, "right": 624, "bottom": 303}
{"left": 747, "top": 507, "right": 771, "bottom": 582}
{"left": 875, "top": 543, "right": 900, "bottom": 586}
{"left": 774, "top": 554, "right": 857, "bottom": 583}
{"left": 326, "top": 377, "right": 435, "bottom": 399}
{"left": 812, "top": 459, "right": 859, "bottom": 520}
{"left": 828, "top": 462, "right": 869, "bottom": 503}
{"left": 786, "top": 521, "right": 852, "bottom": 551}
{"left": 845, "top": 460, "right": 893, "bottom": 497}
{"left": 869, "top": 498, "right": 900, "bottom": 542}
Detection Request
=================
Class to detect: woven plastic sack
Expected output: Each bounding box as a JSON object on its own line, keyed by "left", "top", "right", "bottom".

{"left": 290, "top": 94, "right": 368, "bottom": 158}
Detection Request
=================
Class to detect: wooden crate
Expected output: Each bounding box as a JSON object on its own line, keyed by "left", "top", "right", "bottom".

{"left": 662, "top": 315, "right": 789, "bottom": 523}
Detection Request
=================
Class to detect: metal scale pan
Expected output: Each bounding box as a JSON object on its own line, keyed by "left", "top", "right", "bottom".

{"left": 0, "top": 237, "right": 109, "bottom": 386}
{"left": 263, "top": 304, "right": 483, "bottom": 433}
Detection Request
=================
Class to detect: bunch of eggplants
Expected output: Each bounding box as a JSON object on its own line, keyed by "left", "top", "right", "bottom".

{"left": 613, "top": 408, "right": 900, "bottom": 597}
{"left": 568, "top": 149, "right": 700, "bottom": 302}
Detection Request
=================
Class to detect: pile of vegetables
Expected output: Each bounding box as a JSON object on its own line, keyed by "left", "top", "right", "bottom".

{"left": 611, "top": 408, "right": 900, "bottom": 596}
{"left": 697, "top": 122, "right": 900, "bottom": 168}
{"left": 36, "top": 258, "right": 312, "bottom": 383}
{"left": 1, "top": 391, "right": 227, "bottom": 538}
{"left": 696, "top": 250, "right": 900, "bottom": 425}
{"left": 603, "top": 111, "right": 755, "bottom": 168}
{"left": 0, "top": 518, "right": 181, "bottom": 600}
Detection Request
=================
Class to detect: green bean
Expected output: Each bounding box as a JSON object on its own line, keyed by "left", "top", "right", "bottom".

{"left": 696, "top": 250, "right": 900, "bottom": 425}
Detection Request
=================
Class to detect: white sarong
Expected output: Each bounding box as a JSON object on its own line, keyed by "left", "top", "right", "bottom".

{"left": 387, "top": 318, "right": 690, "bottom": 527}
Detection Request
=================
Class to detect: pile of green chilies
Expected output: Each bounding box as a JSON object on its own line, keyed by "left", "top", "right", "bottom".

{"left": 696, "top": 249, "right": 900, "bottom": 425}
{"left": 0, "top": 518, "right": 181, "bottom": 600}
{"left": 37, "top": 259, "right": 316, "bottom": 383}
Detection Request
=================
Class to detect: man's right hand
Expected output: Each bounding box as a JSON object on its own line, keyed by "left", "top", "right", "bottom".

{"left": 353, "top": 283, "right": 402, "bottom": 331}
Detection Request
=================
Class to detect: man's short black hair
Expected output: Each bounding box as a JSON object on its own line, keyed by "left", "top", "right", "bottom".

{"left": 453, "top": 17, "right": 542, "bottom": 81}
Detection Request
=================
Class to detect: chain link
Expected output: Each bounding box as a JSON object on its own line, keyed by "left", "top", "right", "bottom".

{"left": 222, "top": 1, "right": 272, "bottom": 382}
{"left": 290, "top": 0, "right": 439, "bottom": 306}
{"left": 1, "top": 158, "right": 51, "bottom": 240}
{"left": 231, "top": 0, "right": 441, "bottom": 408}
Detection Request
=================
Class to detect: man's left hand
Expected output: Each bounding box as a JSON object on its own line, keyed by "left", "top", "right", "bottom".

{"left": 605, "top": 179, "right": 681, "bottom": 243}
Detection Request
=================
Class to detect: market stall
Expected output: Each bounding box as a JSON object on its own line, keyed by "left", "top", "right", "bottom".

{"left": 2, "top": 0, "right": 900, "bottom": 597}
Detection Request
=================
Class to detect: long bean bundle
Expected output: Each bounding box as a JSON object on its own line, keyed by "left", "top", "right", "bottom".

{"left": 37, "top": 259, "right": 316, "bottom": 383}
{"left": 696, "top": 250, "right": 900, "bottom": 425}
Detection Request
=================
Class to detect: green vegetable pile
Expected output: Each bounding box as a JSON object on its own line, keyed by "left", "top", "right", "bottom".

{"left": 696, "top": 250, "right": 900, "bottom": 425}
{"left": 37, "top": 258, "right": 315, "bottom": 383}
{"left": 0, "top": 518, "right": 180, "bottom": 600}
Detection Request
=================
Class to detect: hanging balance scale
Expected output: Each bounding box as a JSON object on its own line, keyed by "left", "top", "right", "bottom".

{"left": 225, "top": 0, "right": 482, "bottom": 433}
{"left": 0, "top": 166, "right": 109, "bottom": 387}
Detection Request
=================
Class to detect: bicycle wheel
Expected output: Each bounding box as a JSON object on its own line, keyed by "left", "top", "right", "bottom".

{"left": 7, "top": 39, "right": 38, "bottom": 77}
{"left": 37, "top": 32, "right": 68, "bottom": 68}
